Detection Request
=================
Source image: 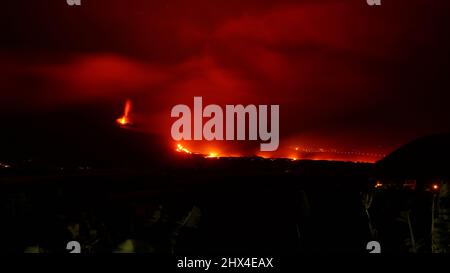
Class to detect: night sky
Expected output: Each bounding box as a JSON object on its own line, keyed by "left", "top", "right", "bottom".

{"left": 1, "top": 0, "right": 449, "bottom": 161}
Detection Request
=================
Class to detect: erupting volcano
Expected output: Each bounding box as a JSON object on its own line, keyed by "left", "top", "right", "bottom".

{"left": 116, "top": 99, "right": 132, "bottom": 127}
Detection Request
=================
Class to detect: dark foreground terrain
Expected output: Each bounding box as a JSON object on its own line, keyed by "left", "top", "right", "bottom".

{"left": 0, "top": 155, "right": 443, "bottom": 254}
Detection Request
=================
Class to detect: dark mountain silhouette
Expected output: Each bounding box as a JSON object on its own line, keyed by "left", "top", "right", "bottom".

{"left": 376, "top": 133, "right": 450, "bottom": 178}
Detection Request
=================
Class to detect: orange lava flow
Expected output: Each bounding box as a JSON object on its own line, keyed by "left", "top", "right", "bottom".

{"left": 176, "top": 143, "right": 192, "bottom": 154}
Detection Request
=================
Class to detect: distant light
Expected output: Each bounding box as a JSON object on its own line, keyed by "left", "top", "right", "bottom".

{"left": 375, "top": 182, "right": 383, "bottom": 188}
{"left": 433, "top": 184, "right": 439, "bottom": 190}
{"left": 0, "top": 163, "right": 11, "bottom": 168}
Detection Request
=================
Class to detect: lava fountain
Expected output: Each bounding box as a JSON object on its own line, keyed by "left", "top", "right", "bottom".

{"left": 116, "top": 99, "right": 132, "bottom": 126}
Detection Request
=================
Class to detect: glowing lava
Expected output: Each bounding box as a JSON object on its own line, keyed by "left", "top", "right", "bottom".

{"left": 116, "top": 99, "right": 132, "bottom": 126}
{"left": 176, "top": 143, "right": 191, "bottom": 154}
{"left": 206, "top": 152, "right": 219, "bottom": 158}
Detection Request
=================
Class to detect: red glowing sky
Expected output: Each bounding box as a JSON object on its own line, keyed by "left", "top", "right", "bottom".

{"left": 1, "top": 0, "right": 450, "bottom": 161}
